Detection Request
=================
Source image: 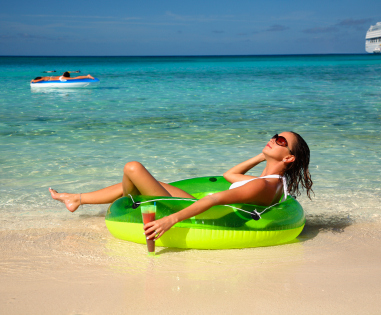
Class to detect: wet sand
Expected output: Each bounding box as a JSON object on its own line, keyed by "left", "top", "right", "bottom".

{"left": 1, "top": 219, "right": 380, "bottom": 315}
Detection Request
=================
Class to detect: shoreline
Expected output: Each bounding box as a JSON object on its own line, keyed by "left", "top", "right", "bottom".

{"left": 1, "top": 220, "right": 380, "bottom": 314}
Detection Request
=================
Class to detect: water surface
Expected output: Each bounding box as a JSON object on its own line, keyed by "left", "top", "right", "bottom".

{"left": 1, "top": 55, "right": 380, "bottom": 230}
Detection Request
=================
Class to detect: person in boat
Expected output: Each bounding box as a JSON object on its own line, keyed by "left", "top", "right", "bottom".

{"left": 49, "top": 131, "right": 313, "bottom": 241}
{"left": 31, "top": 72, "right": 94, "bottom": 83}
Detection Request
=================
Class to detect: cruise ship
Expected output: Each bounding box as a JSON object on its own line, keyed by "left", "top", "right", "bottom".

{"left": 365, "top": 22, "right": 381, "bottom": 53}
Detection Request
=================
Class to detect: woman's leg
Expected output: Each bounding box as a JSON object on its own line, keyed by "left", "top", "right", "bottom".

{"left": 158, "top": 182, "right": 194, "bottom": 198}
{"left": 121, "top": 161, "right": 194, "bottom": 198}
{"left": 50, "top": 161, "right": 193, "bottom": 212}
{"left": 121, "top": 161, "right": 171, "bottom": 196}
{"left": 49, "top": 183, "right": 123, "bottom": 212}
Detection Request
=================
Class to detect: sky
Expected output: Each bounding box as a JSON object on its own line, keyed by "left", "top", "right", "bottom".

{"left": 0, "top": 0, "right": 380, "bottom": 56}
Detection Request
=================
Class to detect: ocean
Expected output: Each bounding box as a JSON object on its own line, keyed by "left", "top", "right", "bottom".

{"left": 1, "top": 54, "right": 380, "bottom": 233}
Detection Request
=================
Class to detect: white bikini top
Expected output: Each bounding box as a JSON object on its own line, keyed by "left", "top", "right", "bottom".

{"left": 229, "top": 175, "right": 288, "bottom": 202}
{"left": 59, "top": 76, "right": 67, "bottom": 81}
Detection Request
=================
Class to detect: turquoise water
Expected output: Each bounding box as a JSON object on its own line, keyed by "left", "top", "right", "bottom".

{"left": 1, "top": 55, "right": 380, "bottom": 230}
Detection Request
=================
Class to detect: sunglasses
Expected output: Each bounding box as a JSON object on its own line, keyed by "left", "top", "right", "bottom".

{"left": 272, "top": 134, "right": 293, "bottom": 154}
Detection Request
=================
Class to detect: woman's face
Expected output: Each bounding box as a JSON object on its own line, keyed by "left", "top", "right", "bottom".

{"left": 262, "top": 132, "right": 296, "bottom": 160}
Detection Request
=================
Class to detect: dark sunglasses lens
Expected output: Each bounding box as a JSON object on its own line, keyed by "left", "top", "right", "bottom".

{"left": 276, "top": 136, "right": 288, "bottom": 147}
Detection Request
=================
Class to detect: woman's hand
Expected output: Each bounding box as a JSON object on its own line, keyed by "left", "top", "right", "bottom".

{"left": 143, "top": 215, "right": 176, "bottom": 241}
{"left": 142, "top": 196, "right": 218, "bottom": 240}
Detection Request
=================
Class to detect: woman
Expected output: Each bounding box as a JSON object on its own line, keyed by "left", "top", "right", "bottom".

{"left": 31, "top": 72, "right": 94, "bottom": 83}
{"left": 50, "top": 131, "right": 313, "bottom": 241}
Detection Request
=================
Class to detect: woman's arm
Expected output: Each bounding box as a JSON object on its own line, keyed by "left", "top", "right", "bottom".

{"left": 143, "top": 178, "right": 271, "bottom": 240}
{"left": 223, "top": 153, "right": 266, "bottom": 183}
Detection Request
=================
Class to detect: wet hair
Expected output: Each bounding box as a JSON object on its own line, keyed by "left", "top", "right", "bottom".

{"left": 34, "top": 77, "right": 42, "bottom": 80}
{"left": 284, "top": 131, "right": 314, "bottom": 199}
{"left": 63, "top": 72, "right": 70, "bottom": 77}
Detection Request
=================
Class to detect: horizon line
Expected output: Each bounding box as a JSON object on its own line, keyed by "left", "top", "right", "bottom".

{"left": 0, "top": 53, "right": 371, "bottom": 58}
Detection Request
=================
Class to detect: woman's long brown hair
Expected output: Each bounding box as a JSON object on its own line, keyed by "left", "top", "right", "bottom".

{"left": 284, "top": 131, "right": 314, "bottom": 199}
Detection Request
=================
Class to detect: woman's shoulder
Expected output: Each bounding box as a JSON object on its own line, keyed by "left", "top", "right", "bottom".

{"left": 242, "top": 177, "right": 283, "bottom": 205}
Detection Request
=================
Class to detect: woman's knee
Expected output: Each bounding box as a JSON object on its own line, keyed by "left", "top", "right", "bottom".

{"left": 123, "top": 161, "right": 145, "bottom": 175}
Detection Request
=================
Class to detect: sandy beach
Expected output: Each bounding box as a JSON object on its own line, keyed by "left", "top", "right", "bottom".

{"left": 1, "top": 217, "right": 380, "bottom": 315}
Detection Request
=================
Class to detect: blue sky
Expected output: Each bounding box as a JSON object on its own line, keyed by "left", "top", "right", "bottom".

{"left": 1, "top": 0, "right": 380, "bottom": 55}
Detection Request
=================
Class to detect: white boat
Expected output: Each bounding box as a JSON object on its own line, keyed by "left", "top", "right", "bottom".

{"left": 365, "top": 22, "right": 381, "bottom": 53}
{"left": 30, "top": 78, "right": 100, "bottom": 88}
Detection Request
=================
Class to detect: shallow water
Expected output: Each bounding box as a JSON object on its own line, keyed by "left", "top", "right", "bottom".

{"left": 0, "top": 55, "right": 380, "bottom": 232}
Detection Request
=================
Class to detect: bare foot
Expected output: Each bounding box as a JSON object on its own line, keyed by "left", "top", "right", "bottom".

{"left": 87, "top": 74, "right": 94, "bottom": 79}
{"left": 49, "top": 188, "right": 81, "bottom": 212}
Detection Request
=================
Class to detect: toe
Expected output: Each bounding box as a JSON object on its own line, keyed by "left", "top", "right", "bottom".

{"left": 49, "top": 187, "right": 58, "bottom": 194}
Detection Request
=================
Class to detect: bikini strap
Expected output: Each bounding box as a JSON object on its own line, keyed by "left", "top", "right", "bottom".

{"left": 281, "top": 177, "right": 288, "bottom": 201}
{"left": 258, "top": 175, "right": 282, "bottom": 179}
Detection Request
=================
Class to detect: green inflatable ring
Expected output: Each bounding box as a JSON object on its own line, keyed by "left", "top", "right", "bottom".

{"left": 105, "top": 176, "right": 305, "bottom": 249}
